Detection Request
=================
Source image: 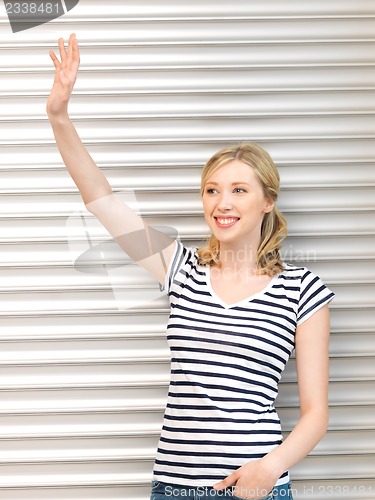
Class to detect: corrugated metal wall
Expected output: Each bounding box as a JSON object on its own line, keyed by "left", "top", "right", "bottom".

{"left": 0, "top": 1, "right": 374, "bottom": 498}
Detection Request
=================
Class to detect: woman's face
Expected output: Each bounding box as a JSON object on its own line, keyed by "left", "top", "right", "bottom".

{"left": 202, "top": 159, "right": 274, "bottom": 249}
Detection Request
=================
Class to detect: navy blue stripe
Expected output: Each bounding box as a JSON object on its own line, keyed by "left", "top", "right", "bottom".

{"left": 281, "top": 273, "right": 304, "bottom": 279}
{"left": 167, "top": 242, "right": 185, "bottom": 292}
{"left": 170, "top": 302, "right": 295, "bottom": 336}
{"left": 160, "top": 437, "right": 282, "bottom": 446}
{"left": 170, "top": 369, "right": 277, "bottom": 394}
{"left": 153, "top": 470, "right": 241, "bottom": 481}
{"left": 299, "top": 271, "right": 318, "bottom": 301}
{"left": 163, "top": 415, "right": 279, "bottom": 424}
{"left": 155, "top": 460, "right": 240, "bottom": 470}
{"left": 183, "top": 272, "right": 207, "bottom": 286}
{"left": 168, "top": 390, "right": 273, "bottom": 405}
{"left": 169, "top": 311, "right": 295, "bottom": 342}
{"left": 240, "top": 298, "right": 295, "bottom": 318}
{"left": 300, "top": 269, "right": 312, "bottom": 286}
{"left": 298, "top": 292, "right": 335, "bottom": 323}
{"left": 170, "top": 346, "right": 282, "bottom": 374}
{"left": 162, "top": 425, "right": 282, "bottom": 435}
{"left": 170, "top": 356, "right": 280, "bottom": 384}
{"left": 283, "top": 264, "right": 305, "bottom": 272}
{"left": 265, "top": 291, "right": 298, "bottom": 306}
{"left": 299, "top": 284, "right": 326, "bottom": 314}
{"left": 166, "top": 403, "right": 269, "bottom": 414}
{"left": 178, "top": 282, "right": 212, "bottom": 297}
{"left": 169, "top": 290, "right": 227, "bottom": 309}
{"left": 167, "top": 333, "right": 287, "bottom": 364}
{"left": 272, "top": 283, "right": 300, "bottom": 292}
{"left": 180, "top": 262, "right": 206, "bottom": 279}
{"left": 168, "top": 320, "right": 294, "bottom": 354}
{"left": 156, "top": 448, "right": 271, "bottom": 459}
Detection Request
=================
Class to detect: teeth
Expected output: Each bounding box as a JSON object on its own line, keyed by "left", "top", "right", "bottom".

{"left": 217, "top": 218, "right": 237, "bottom": 225}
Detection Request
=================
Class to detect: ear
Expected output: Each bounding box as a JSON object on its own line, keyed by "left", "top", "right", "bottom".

{"left": 263, "top": 198, "right": 275, "bottom": 214}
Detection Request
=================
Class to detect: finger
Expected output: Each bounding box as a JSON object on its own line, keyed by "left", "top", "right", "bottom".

{"left": 49, "top": 50, "right": 61, "bottom": 71}
{"left": 213, "top": 471, "right": 238, "bottom": 490}
{"left": 72, "top": 34, "right": 80, "bottom": 64}
{"left": 70, "top": 34, "right": 80, "bottom": 71}
{"left": 58, "top": 37, "right": 67, "bottom": 64}
{"left": 67, "top": 33, "right": 75, "bottom": 59}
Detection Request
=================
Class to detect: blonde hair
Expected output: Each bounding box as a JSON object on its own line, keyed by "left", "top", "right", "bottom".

{"left": 197, "top": 142, "right": 287, "bottom": 276}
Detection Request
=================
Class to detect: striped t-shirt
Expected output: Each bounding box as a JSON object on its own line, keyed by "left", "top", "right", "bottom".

{"left": 153, "top": 241, "right": 335, "bottom": 487}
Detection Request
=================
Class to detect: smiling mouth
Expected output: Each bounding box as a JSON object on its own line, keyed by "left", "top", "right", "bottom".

{"left": 214, "top": 217, "right": 239, "bottom": 227}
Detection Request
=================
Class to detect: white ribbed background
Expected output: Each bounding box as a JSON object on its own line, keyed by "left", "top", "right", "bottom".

{"left": 0, "top": 1, "right": 374, "bottom": 499}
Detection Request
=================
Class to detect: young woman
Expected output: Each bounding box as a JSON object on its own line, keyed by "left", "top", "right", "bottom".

{"left": 47, "top": 34, "right": 335, "bottom": 500}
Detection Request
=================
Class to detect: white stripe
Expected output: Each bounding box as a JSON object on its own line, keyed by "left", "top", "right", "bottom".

{"left": 60, "top": 0, "right": 68, "bottom": 14}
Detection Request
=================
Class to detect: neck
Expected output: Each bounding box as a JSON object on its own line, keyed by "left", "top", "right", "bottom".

{"left": 218, "top": 239, "right": 260, "bottom": 274}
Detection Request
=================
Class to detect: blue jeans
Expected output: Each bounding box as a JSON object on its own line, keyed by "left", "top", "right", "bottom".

{"left": 150, "top": 480, "right": 294, "bottom": 500}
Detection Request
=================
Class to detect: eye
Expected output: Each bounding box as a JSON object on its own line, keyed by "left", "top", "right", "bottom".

{"left": 234, "top": 187, "right": 246, "bottom": 193}
{"left": 206, "top": 188, "right": 217, "bottom": 194}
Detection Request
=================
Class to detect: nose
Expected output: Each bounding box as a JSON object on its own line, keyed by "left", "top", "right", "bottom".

{"left": 217, "top": 192, "right": 233, "bottom": 212}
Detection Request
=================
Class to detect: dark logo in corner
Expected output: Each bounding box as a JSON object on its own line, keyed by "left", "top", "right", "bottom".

{"left": 4, "top": 1, "right": 79, "bottom": 33}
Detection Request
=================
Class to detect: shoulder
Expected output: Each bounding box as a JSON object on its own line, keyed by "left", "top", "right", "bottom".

{"left": 281, "top": 262, "right": 336, "bottom": 325}
{"left": 281, "top": 261, "right": 333, "bottom": 295}
{"left": 279, "top": 261, "right": 313, "bottom": 282}
{"left": 173, "top": 241, "right": 200, "bottom": 266}
{"left": 164, "top": 241, "right": 202, "bottom": 291}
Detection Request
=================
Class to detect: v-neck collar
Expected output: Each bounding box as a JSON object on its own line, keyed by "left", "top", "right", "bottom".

{"left": 204, "top": 265, "right": 281, "bottom": 309}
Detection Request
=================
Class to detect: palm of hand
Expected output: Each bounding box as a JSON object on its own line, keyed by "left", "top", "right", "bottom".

{"left": 47, "top": 33, "right": 80, "bottom": 116}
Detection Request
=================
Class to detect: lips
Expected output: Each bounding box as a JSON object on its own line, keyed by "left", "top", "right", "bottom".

{"left": 214, "top": 216, "right": 239, "bottom": 228}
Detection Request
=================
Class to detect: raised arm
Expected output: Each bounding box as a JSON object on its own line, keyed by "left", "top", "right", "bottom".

{"left": 47, "top": 33, "right": 112, "bottom": 204}
{"left": 47, "top": 34, "right": 176, "bottom": 284}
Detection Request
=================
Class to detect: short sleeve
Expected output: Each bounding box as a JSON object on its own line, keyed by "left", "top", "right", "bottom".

{"left": 161, "top": 241, "right": 196, "bottom": 295}
{"left": 297, "top": 269, "right": 335, "bottom": 325}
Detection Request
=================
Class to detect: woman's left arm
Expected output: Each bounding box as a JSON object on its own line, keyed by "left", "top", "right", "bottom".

{"left": 263, "top": 302, "right": 331, "bottom": 473}
{"left": 214, "top": 303, "right": 331, "bottom": 497}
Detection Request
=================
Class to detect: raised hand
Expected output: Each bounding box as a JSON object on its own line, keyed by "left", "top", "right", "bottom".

{"left": 47, "top": 33, "right": 80, "bottom": 118}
